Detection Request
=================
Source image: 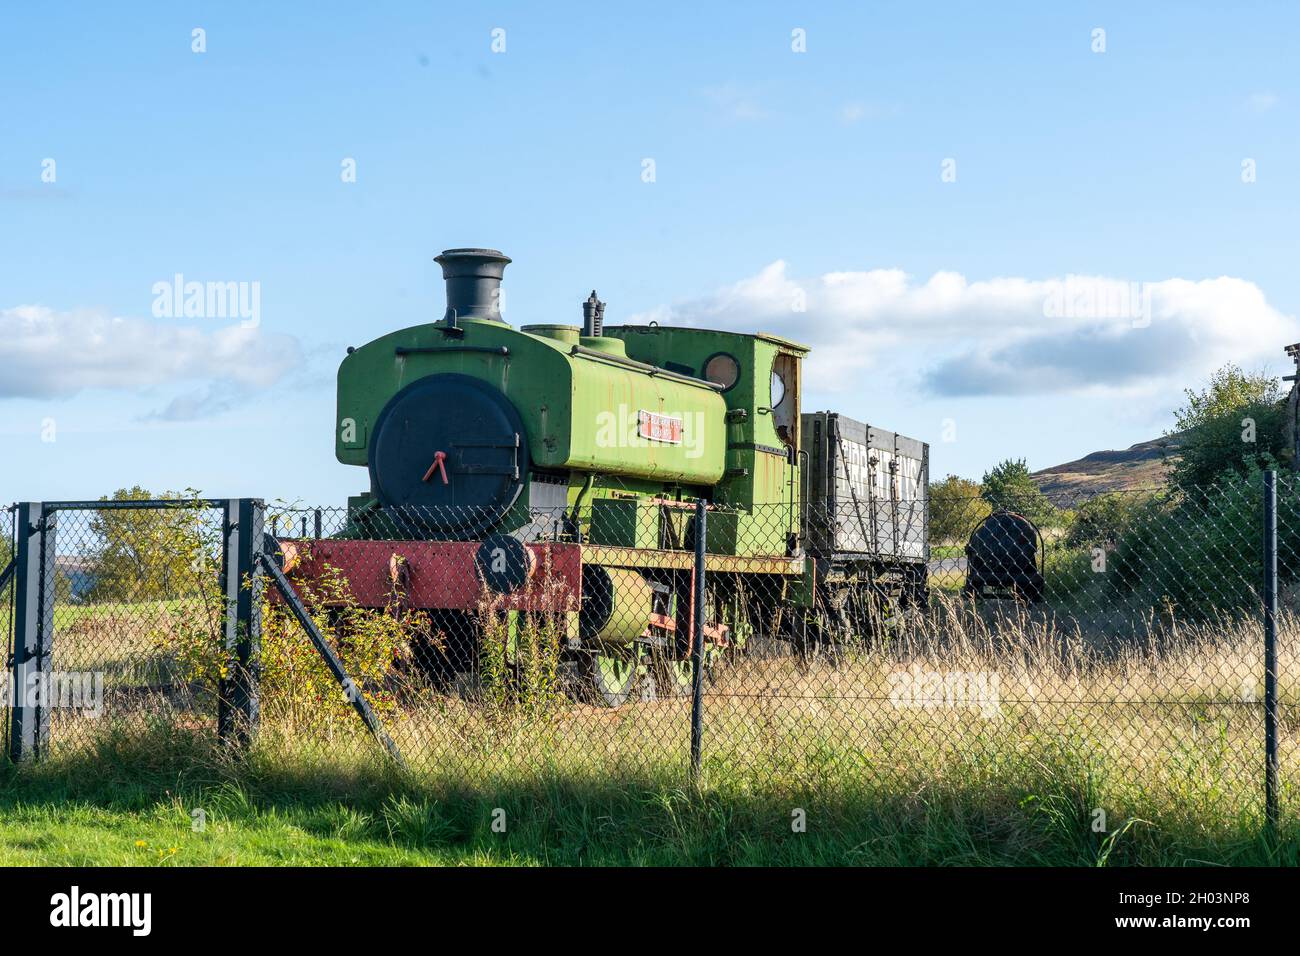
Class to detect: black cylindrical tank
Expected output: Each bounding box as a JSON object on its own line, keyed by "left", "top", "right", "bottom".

{"left": 964, "top": 510, "right": 1044, "bottom": 602}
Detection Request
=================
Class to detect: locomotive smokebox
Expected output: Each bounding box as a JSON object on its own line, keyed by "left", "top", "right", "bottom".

{"left": 435, "top": 247, "right": 511, "bottom": 324}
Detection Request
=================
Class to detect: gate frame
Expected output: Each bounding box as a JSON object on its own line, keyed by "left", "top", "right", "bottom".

{"left": 1262, "top": 471, "right": 1280, "bottom": 843}
{"left": 7, "top": 502, "right": 56, "bottom": 762}
{"left": 5, "top": 497, "right": 261, "bottom": 762}
{"left": 218, "top": 498, "right": 263, "bottom": 747}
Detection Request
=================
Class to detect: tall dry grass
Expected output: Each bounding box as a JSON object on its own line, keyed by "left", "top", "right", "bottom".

{"left": 6, "top": 587, "right": 1295, "bottom": 864}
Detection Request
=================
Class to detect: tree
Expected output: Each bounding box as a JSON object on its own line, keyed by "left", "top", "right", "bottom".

{"left": 1167, "top": 363, "right": 1287, "bottom": 495}
{"left": 88, "top": 487, "right": 210, "bottom": 603}
{"left": 1065, "top": 491, "right": 1155, "bottom": 549}
{"left": 0, "top": 517, "right": 75, "bottom": 601}
{"left": 929, "top": 475, "right": 991, "bottom": 543}
{"left": 980, "top": 458, "right": 1057, "bottom": 527}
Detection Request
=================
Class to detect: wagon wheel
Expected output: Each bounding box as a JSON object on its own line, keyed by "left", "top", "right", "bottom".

{"left": 583, "top": 648, "right": 641, "bottom": 707}
{"left": 850, "top": 585, "right": 897, "bottom": 643}
{"left": 792, "top": 607, "right": 835, "bottom": 666}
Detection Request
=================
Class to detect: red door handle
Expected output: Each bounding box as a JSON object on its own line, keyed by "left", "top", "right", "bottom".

{"left": 422, "top": 450, "right": 449, "bottom": 485}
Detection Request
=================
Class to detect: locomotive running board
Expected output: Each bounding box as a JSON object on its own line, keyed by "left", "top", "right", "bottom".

{"left": 580, "top": 544, "right": 804, "bottom": 575}
{"left": 258, "top": 541, "right": 407, "bottom": 770}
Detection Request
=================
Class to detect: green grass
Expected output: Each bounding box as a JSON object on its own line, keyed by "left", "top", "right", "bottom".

{"left": 3, "top": 587, "right": 1298, "bottom": 866}
{"left": 2, "top": 703, "right": 1295, "bottom": 866}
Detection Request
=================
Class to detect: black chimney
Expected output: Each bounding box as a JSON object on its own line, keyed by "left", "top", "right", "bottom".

{"left": 434, "top": 248, "right": 511, "bottom": 325}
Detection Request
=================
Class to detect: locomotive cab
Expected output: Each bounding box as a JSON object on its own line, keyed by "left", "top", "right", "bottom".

{"left": 605, "top": 324, "right": 808, "bottom": 536}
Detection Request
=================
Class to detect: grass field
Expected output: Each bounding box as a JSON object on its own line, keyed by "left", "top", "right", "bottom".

{"left": 1, "top": 706, "right": 1294, "bottom": 866}
{"left": 1, "top": 599, "right": 1296, "bottom": 866}
{"left": 2, "top": 578, "right": 1297, "bottom": 866}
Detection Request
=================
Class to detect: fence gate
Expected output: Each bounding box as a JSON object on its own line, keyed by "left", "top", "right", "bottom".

{"left": 2, "top": 498, "right": 265, "bottom": 762}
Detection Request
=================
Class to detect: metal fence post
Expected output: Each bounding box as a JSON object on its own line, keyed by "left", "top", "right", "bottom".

{"left": 689, "top": 498, "right": 707, "bottom": 782}
{"left": 1263, "top": 470, "right": 1279, "bottom": 842}
{"left": 8, "top": 503, "right": 56, "bottom": 762}
{"left": 219, "top": 498, "right": 263, "bottom": 748}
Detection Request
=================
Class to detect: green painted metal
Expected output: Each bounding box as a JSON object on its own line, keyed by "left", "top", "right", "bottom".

{"left": 589, "top": 497, "right": 658, "bottom": 549}
{"left": 335, "top": 305, "right": 823, "bottom": 557}
{"left": 657, "top": 658, "right": 693, "bottom": 697}
{"left": 608, "top": 326, "right": 809, "bottom": 555}
{"left": 597, "top": 654, "right": 636, "bottom": 686}
{"left": 587, "top": 647, "right": 641, "bottom": 706}
{"left": 337, "top": 318, "right": 727, "bottom": 487}
{"left": 578, "top": 544, "right": 804, "bottom": 575}
{"left": 580, "top": 565, "right": 654, "bottom": 644}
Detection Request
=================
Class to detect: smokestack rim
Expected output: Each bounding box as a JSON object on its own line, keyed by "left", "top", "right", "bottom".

{"left": 434, "top": 248, "right": 512, "bottom": 276}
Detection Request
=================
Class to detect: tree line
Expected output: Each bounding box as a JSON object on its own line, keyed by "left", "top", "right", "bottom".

{"left": 929, "top": 362, "right": 1291, "bottom": 546}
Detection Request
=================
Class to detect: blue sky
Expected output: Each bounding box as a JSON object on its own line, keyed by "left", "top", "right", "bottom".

{"left": 2, "top": 1, "right": 1298, "bottom": 506}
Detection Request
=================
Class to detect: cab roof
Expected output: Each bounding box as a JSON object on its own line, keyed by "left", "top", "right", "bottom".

{"left": 608, "top": 324, "right": 810, "bottom": 354}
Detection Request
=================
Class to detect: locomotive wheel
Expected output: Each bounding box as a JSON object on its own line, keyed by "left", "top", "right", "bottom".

{"left": 584, "top": 649, "right": 640, "bottom": 707}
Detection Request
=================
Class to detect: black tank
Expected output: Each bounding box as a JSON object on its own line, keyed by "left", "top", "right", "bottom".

{"left": 964, "top": 510, "right": 1044, "bottom": 602}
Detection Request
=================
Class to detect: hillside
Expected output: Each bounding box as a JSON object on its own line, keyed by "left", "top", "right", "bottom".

{"left": 1031, "top": 436, "right": 1179, "bottom": 498}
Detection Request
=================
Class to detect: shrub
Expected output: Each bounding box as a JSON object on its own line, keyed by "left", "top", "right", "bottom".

{"left": 478, "top": 604, "right": 566, "bottom": 717}
{"left": 981, "top": 459, "right": 1058, "bottom": 528}
{"left": 477, "top": 553, "right": 570, "bottom": 716}
{"left": 1065, "top": 491, "right": 1156, "bottom": 549}
{"left": 1042, "top": 545, "right": 1095, "bottom": 600}
{"left": 1168, "top": 363, "right": 1288, "bottom": 496}
{"left": 1105, "top": 463, "right": 1290, "bottom": 617}
{"left": 929, "top": 476, "right": 990, "bottom": 544}
{"left": 162, "top": 546, "right": 424, "bottom": 730}
{"left": 259, "top": 559, "right": 423, "bottom": 725}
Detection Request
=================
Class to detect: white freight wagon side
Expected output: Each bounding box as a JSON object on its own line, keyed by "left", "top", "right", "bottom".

{"left": 801, "top": 411, "right": 929, "bottom": 562}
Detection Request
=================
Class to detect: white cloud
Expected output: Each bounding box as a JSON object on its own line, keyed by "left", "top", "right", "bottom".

{"left": 840, "top": 103, "right": 867, "bottom": 123}
{"left": 1245, "top": 91, "right": 1279, "bottom": 113}
{"left": 0, "top": 305, "right": 302, "bottom": 415}
{"left": 628, "top": 263, "right": 1296, "bottom": 398}
{"left": 142, "top": 382, "right": 244, "bottom": 422}
{"left": 703, "top": 84, "right": 767, "bottom": 121}
{"left": 839, "top": 101, "right": 902, "bottom": 124}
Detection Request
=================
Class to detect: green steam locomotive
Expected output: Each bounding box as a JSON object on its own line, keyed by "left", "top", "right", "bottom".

{"left": 289, "top": 248, "right": 928, "bottom": 704}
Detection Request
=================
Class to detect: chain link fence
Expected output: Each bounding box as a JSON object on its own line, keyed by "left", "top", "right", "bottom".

{"left": 709, "top": 482, "right": 1288, "bottom": 832}
{"left": 3, "top": 479, "right": 1293, "bottom": 833}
